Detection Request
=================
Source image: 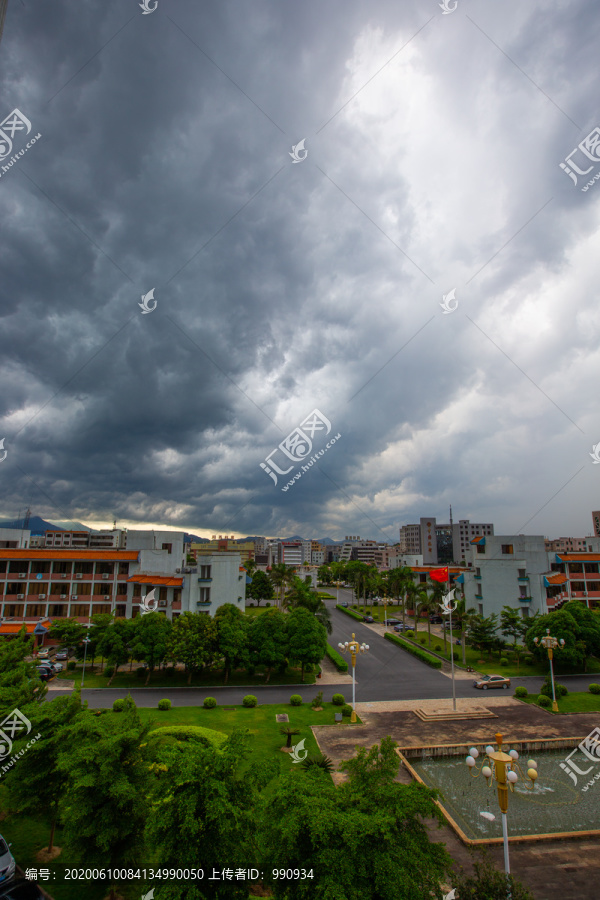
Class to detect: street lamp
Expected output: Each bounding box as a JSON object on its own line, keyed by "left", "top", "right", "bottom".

{"left": 337, "top": 633, "right": 369, "bottom": 723}
{"left": 533, "top": 628, "right": 565, "bottom": 712}
{"left": 466, "top": 733, "right": 539, "bottom": 898}
{"left": 380, "top": 596, "right": 390, "bottom": 627}
{"left": 80, "top": 637, "right": 91, "bottom": 689}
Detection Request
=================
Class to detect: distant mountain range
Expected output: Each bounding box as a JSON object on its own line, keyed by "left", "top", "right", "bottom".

{"left": 0, "top": 517, "right": 346, "bottom": 544}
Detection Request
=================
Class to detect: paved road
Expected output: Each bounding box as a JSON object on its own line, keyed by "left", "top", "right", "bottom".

{"left": 56, "top": 587, "right": 600, "bottom": 708}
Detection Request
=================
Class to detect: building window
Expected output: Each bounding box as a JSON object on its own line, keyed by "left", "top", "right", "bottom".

{"left": 200, "top": 565, "right": 212, "bottom": 579}
{"left": 71, "top": 604, "right": 90, "bottom": 617}
{"left": 4, "top": 604, "right": 24, "bottom": 617}
{"left": 117, "top": 583, "right": 127, "bottom": 595}
{"left": 501, "top": 545, "right": 514, "bottom": 555}
{"left": 476, "top": 544, "right": 485, "bottom": 554}
{"left": 162, "top": 543, "right": 172, "bottom": 554}
{"left": 475, "top": 568, "right": 481, "bottom": 577}
{"left": 118, "top": 562, "right": 130, "bottom": 575}
{"left": 199, "top": 587, "right": 211, "bottom": 603}
{"left": 95, "top": 562, "right": 114, "bottom": 575}
{"left": 25, "top": 604, "right": 45, "bottom": 617}
{"left": 571, "top": 582, "right": 585, "bottom": 592}
{"left": 50, "top": 604, "right": 67, "bottom": 616}
{"left": 115, "top": 605, "right": 126, "bottom": 617}
{"left": 518, "top": 569, "right": 526, "bottom": 578}
{"left": 478, "top": 603, "right": 483, "bottom": 616}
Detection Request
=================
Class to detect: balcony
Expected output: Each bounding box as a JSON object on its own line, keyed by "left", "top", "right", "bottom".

{"left": 196, "top": 600, "right": 211, "bottom": 606}
{"left": 474, "top": 575, "right": 482, "bottom": 580}
{"left": 197, "top": 577, "right": 212, "bottom": 583}
{"left": 474, "top": 594, "right": 483, "bottom": 600}
{"left": 518, "top": 576, "right": 529, "bottom": 582}
{"left": 519, "top": 596, "right": 532, "bottom": 602}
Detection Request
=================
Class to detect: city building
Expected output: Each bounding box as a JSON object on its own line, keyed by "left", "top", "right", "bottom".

{"left": 190, "top": 535, "right": 256, "bottom": 564}
{"left": 545, "top": 537, "right": 589, "bottom": 553}
{"left": 0, "top": 528, "right": 31, "bottom": 550}
{"left": 0, "top": 529, "right": 245, "bottom": 631}
{"left": 452, "top": 519, "right": 495, "bottom": 563}
{"left": 543, "top": 538, "right": 600, "bottom": 612}
{"left": 400, "top": 516, "right": 494, "bottom": 565}
{"left": 462, "top": 534, "right": 548, "bottom": 619}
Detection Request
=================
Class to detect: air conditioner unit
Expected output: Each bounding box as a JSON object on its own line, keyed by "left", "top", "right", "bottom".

{"left": 60, "top": 594, "right": 67, "bottom": 599}
{"left": 158, "top": 600, "right": 167, "bottom": 607}
{"left": 17, "top": 594, "right": 24, "bottom": 599}
{"left": 61, "top": 573, "right": 67, "bottom": 578}
{"left": 75, "top": 573, "right": 82, "bottom": 579}
{"left": 175, "top": 568, "right": 181, "bottom": 573}
{"left": 102, "top": 573, "right": 109, "bottom": 580}
{"left": 104, "top": 595, "right": 110, "bottom": 600}
{"left": 183, "top": 567, "right": 191, "bottom": 574}
{"left": 19, "top": 573, "right": 27, "bottom": 578}
{"left": 71, "top": 595, "right": 78, "bottom": 600}
{"left": 39, "top": 594, "right": 46, "bottom": 599}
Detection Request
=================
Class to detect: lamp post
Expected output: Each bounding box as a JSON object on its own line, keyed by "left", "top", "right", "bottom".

{"left": 80, "top": 637, "right": 91, "bottom": 689}
{"left": 466, "top": 733, "right": 538, "bottom": 898}
{"left": 533, "top": 628, "right": 565, "bottom": 712}
{"left": 338, "top": 633, "right": 369, "bottom": 723}
{"left": 381, "top": 596, "right": 390, "bottom": 627}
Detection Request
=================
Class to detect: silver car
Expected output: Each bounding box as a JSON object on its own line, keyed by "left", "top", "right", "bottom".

{"left": 0, "top": 835, "right": 16, "bottom": 885}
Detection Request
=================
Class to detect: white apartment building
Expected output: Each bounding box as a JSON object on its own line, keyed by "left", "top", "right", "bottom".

{"left": 453, "top": 519, "right": 495, "bottom": 563}
{"left": 462, "top": 534, "right": 548, "bottom": 619}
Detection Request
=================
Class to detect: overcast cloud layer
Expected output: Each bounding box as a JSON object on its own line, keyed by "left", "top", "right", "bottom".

{"left": 1, "top": 0, "right": 599, "bottom": 541}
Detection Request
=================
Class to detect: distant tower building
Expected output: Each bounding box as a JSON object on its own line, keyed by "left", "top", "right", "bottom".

{"left": 0, "top": 0, "right": 8, "bottom": 46}
{"left": 593, "top": 511, "right": 600, "bottom": 537}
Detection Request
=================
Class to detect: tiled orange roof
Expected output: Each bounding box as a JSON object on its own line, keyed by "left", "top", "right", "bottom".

{"left": 0, "top": 550, "right": 139, "bottom": 560}
{"left": 556, "top": 553, "right": 600, "bottom": 562}
{"left": 544, "top": 573, "right": 568, "bottom": 585}
{"left": 127, "top": 575, "right": 183, "bottom": 586}
{"left": 0, "top": 619, "right": 52, "bottom": 634}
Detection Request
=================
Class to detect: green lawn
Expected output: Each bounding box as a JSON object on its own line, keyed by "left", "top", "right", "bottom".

{"left": 0, "top": 700, "right": 357, "bottom": 899}
{"left": 57, "top": 663, "right": 316, "bottom": 689}
{"left": 519, "top": 691, "right": 600, "bottom": 714}
{"left": 244, "top": 605, "right": 273, "bottom": 616}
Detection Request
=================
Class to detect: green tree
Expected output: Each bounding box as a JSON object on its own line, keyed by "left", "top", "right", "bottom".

{"left": 268, "top": 563, "right": 297, "bottom": 609}
{"left": 469, "top": 613, "right": 499, "bottom": 659}
{"left": 130, "top": 612, "right": 172, "bottom": 684}
{"left": 452, "top": 592, "right": 477, "bottom": 665}
{"left": 80, "top": 612, "right": 114, "bottom": 671}
{"left": 453, "top": 853, "right": 535, "bottom": 900}
{"left": 96, "top": 618, "right": 133, "bottom": 686}
{"left": 5, "top": 691, "right": 83, "bottom": 851}
{"left": 47, "top": 617, "right": 87, "bottom": 649}
{"left": 147, "top": 730, "right": 258, "bottom": 900}
{"left": 317, "top": 564, "right": 332, "bottom": 584}
{"left": 258, "top": 736, "right": 452, "bottom": 899}
{"left": 246, "top": 570, "right": 274, "bottom": 607}
{"left": 0, "top": 626, "right": 46, "bottom": 717}
{"left": 248, "top": 608, "right": 288, "bottom": 682}
{"left": 405, "top": 581, "right": 421, "bottom": 632}
{"left": 214, "top": 603, "right": 248, "bottom": 684}
{"left": 525, "top": 607, "right": 586, "bottom": 670}
{"left": 57, "top": 696, "right": 152, "bottom": 900}
{"left": 166, "top": 612, "right": 218, "bottom": 684}
{"left": 287, "top": 607, "right": 327, "bottom": 682}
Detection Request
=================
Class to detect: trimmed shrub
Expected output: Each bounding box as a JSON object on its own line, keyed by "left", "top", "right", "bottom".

{"left": 540, "top": 677, "right": 568, "bottom": 699}
{"left": 136, "top": 666, "right": 148, "bottom": 679}
{"left": 405, "top": 630, "right": 414, "bottom": 638}
{"left": 341, "top": 704, "right": 353, "bottom": 717}
{"left": 326, "top": 644, "right": 349, "bottom": 673}
{"left": 419, "top": 637, "right": 427, "bottom": 645}
{"left": 514, "top": 686, "right": 528, "bottom": 699}
{"left": 149, "top": 725, "right": 227, "bottom": 748}
{"left": 242, "top": 695, "right": 257, "bottom": 708}
{"left": 589, "top": 683, "right": 600, "bottom": 694}
{"left": 537, "top": 694, "right": 552, "bottom": 708}
{"left": 158, "top": 699, "right": 171, "bottom": 710}
{"left": 103, "top": 666, "right": 115, "bottom": 678}
{"left": 112, "top": 699, "right": 125, "bottom": 712}
{"left": 67, "top": 661, "right": 76, "bottom": 671}
{"left": 265, "top": 602, "right": 271, "bottom": 607}
{"left": 289, "top": 694, "right": 303, "bottom": 706}
{"left": 203, "top": 697, "right": 217, "bottom": 709}
{"left": 331, "top": 693, "right": 345, "bottom": 706}
{"left": 500, "top": 658, "right": 509, "bottom": 666}
{"left": 336, "top": 604, "right": 363, "bottom": 622}
{"left": 434, "top": 644, "right": 442, "bottom": 652}
{"left": 311, "top": 690, "right": 324, "bottom": 708}
{"left": 384, "top": 633, "right": 443, "bottom": 669}
{"left": 557, "top": 684, "right": 568, "bottom": 697}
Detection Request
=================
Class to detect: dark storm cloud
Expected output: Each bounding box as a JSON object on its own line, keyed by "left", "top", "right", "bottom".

{"left": 1, "top": 0, "right": 599, "bottom": 539}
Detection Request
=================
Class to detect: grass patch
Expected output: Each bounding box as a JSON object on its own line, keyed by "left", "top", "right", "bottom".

{"left": 384, "top": 632, "right": 442, "bottom": 668}
{"left": 519, "top": 691, "right": 600, "bottom": 714}
{"left": 57, "top": 664, "right": 315, "bottom": 689}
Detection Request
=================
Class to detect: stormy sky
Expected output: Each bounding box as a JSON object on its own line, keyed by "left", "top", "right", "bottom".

{"left": 1, "top": 0, "right": 599, "bottom": 541}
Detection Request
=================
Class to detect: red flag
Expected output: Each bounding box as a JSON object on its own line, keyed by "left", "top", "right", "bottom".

{"left": 429, "top": 567, "right": 449, "bottom": 583}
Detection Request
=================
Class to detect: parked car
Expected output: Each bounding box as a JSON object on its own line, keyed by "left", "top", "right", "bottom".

{"left": 362, "top": 615, "right": 374, "bottom": 623}
{"left": 0, "top": 836, "right": 16, "bottom": 886}
{"left": 55, "top": 650, "right": 69, "bottom": 661}
{"left": 473, "top": 674, "right": 511, "bottom": 690}
{"left": 36, "top": 649, "right": 49, "bottom": 659}
{"left": 35, "top": 666, "right": 55, "bottom": 681}
{"left": 0, "top": 879, "right": 45, "bottom": 899}
{"left": 393, "top": 623, "right": 411, "bottom": 633}
{"left": 49, "top": 662, "right": 63, "bottom": 673}
{"left": 429, "top": 615, "right": 443, "bottom": 624}
{"left": 340, "top": 602, "right": 349, "bottom": 608}
{"left": 386, "top": 618, "right": 402, "bottom": 626}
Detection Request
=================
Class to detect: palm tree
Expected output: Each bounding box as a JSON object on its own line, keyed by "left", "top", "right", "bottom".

{"left": 280, "top": 726, "right": 300, "bottom": 748}
{"left": 405, "top": 581, "right": 420, "bottom": 633}
{"left": 268, "top": 563, "right": 296, "bottom": 610}
{"left": 286, "top": 577, "right": 332, "bottom": 634}
{"left": 416, "top": 588, "right": 434, "bottom": 646}
{"left": 428, "top": 581, "right": 446, "bottom": 654}
{"left": 301, "top": 754, "right": 334, "bottom": 773}
{"left": 452, "top": 591, "right": 477, "bottom": 665}
{"left": 244, "top": 558, "right": 257, "bottom": 579}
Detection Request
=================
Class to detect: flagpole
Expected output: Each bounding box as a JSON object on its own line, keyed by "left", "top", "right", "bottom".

{"left": 449, "top": 570, "right": 456, "bottom": 712}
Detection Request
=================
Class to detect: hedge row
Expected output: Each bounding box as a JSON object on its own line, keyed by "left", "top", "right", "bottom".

{"left": 384, "top": 632, "right": 443, "bottom": 669}
{"left": 335, "top": 604, "right": 363, "bottom": 622}
{"left": 325, "top": 643, "right": 349, "bottom": 673}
